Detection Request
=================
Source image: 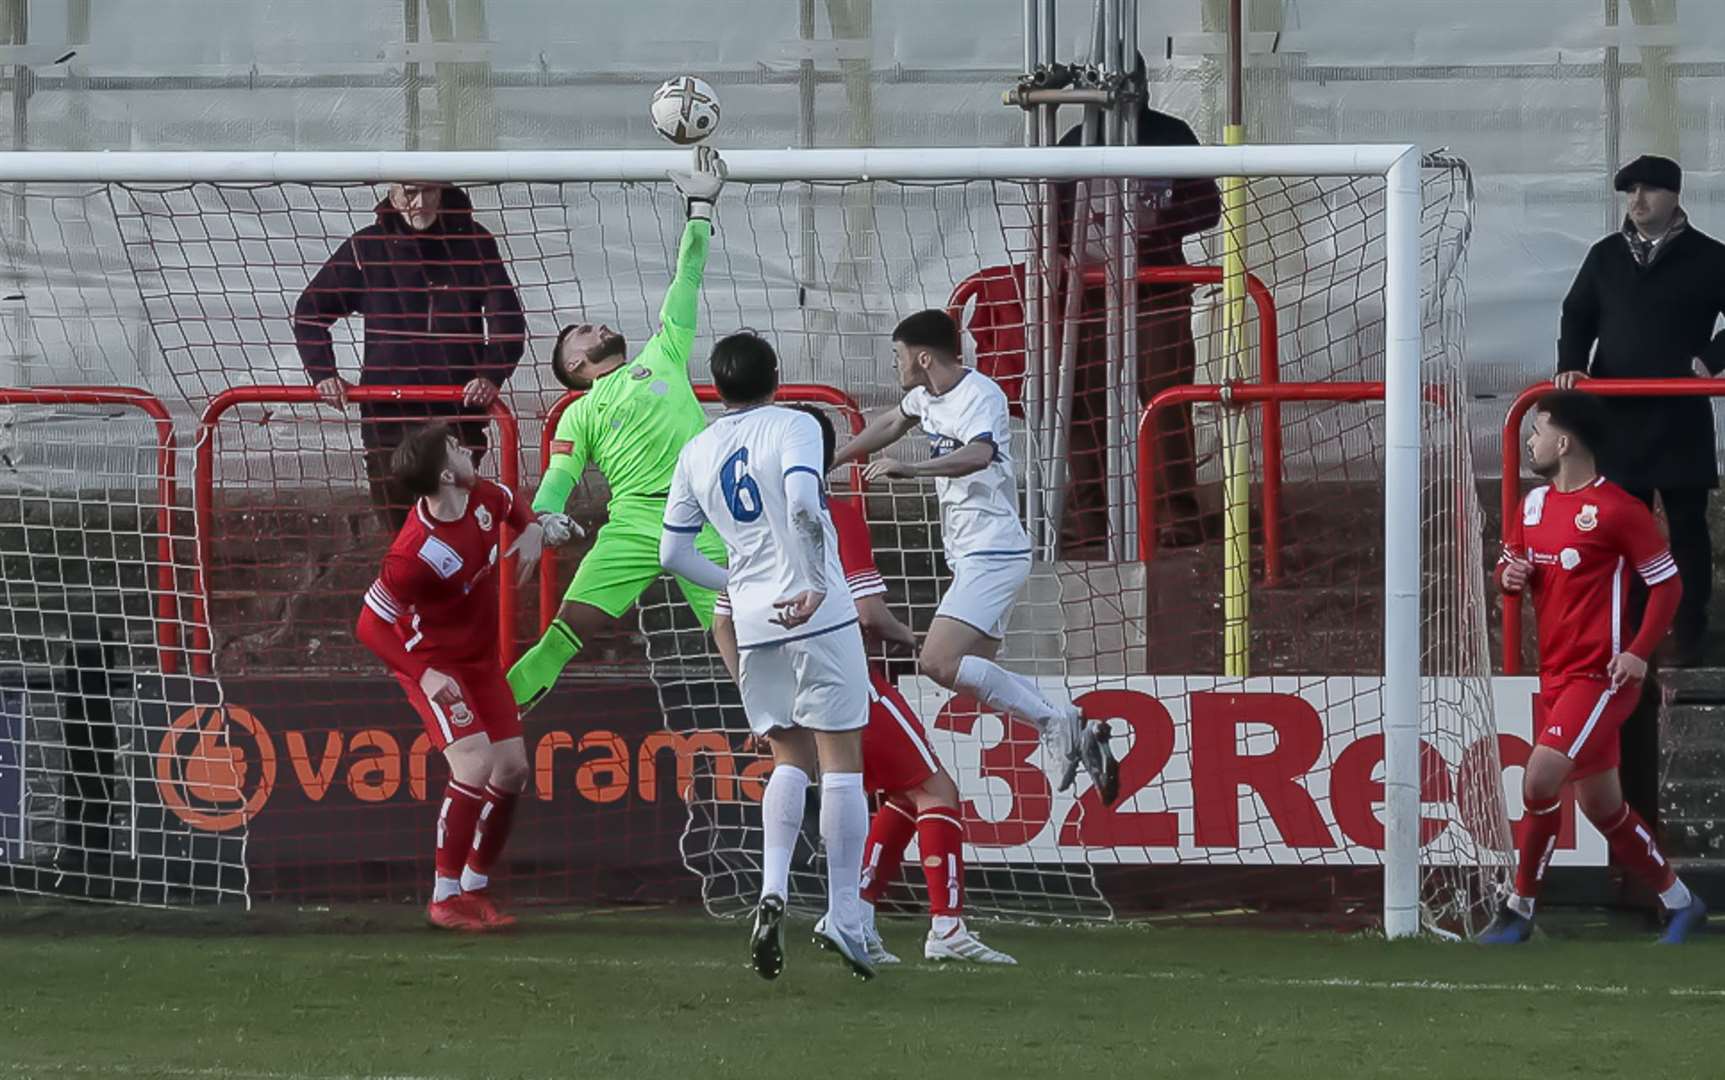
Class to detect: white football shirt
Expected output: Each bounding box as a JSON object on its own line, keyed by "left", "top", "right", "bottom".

{"left": 900, "top": 368, "right": 1031, "bottom": 560}
{"left": 664, "top": 404, "right": 858, "bottom": 649}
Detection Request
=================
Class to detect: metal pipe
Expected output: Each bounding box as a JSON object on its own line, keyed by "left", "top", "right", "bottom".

{"left": 1021, "top": 0, "right": 1045, "bottom": 554}
{"left": 1120, "top": 0, "right": 1141, "bottom": 561}
{"left": 1038, "top": 0, "right": 1060, "bottom": 558}
{"left": 1004, "top": 86, "right": 1119, "bottom": 108}
{"left": 1103, "top": 0, "right": 1125, "bottom": 557}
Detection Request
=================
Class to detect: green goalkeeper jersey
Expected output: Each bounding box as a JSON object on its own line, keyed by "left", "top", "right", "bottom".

{"left": 535, "top": 218, "right": 712, "bottom": 512}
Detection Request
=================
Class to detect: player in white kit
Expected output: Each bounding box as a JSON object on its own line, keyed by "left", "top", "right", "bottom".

{"left": 833, "top": 310, "right": 1119, "bottom": 803}
{"left": 659, "top": 330, "right": 877, "bottom": 982}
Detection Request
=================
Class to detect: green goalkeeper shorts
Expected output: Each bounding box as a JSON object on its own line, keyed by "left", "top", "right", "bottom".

{"left": 563, "top": 497, "right": 724, "bottom": 628}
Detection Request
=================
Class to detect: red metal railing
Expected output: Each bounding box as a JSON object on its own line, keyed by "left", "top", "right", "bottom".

{"left": 191, "top": 386, "right": 521, "bottom": 676}
{"left": 950, "top": 263, "right": 1282, "bottom": 568}
{"left": 2, "top": 387, "right": 183, "bottom": 674}
{"left": 537, "top": 383, "right": 867, "bottom": 631}
{"left": 1499, "top": 377, "right": 1725, "bottom": 675}
{"left": 1137, "top": 382, "right": 1390, "bottom": 592}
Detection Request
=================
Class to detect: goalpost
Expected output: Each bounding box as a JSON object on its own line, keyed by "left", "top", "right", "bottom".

{"left": 0, "top": 146, "right": 1508, "bottom": 936}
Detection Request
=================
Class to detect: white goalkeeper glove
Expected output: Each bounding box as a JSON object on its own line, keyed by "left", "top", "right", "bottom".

{"left": 670, "top": 145, "right": 727, "bottom": 222}
{"left": 538, "top": 512, "right": 583, "bottom": 547}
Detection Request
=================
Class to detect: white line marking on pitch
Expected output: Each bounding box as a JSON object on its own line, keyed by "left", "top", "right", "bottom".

{"left": 1, "top": 1066, "right": 446, "bottom": 1080}
{"left": 279, "top": 947, "right": 1725, "bottom": 1001}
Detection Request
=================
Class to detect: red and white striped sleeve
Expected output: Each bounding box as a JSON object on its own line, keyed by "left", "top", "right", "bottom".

{"left": 364, "top": 553, "right": 424, "bottom": 626}
{"left": 1618, "top": 494, "right": 1679, "bottom": 586}
{"left": 829, "top": 494, "right": 886, "bottom": 601}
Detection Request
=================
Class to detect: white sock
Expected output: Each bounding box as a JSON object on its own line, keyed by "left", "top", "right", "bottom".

{"left": 931, "top": 914, "right": 962, "bottom": 937}
{"left": 820, "top": 771, "right": 868, "bottom": 933}
{"left": 1660, "top": 878, "right": 1694, "bottom": 911}
{"left": 954, "top": 654, "right": 1058, "bottom": 731}
{"left": 760, "top": 764, "right": 811, "bottom": 901}
{"left": 460, "top": 867, "right": 489, "bottom": 893}
{"left": 860, "top": 898, "right": 878, "bottom": 935}
{"left": 1507, "top": 893, "right": 1535, "bottom": 918}
{"left": 433, "top": 875, "right": 462, "bottom": 902}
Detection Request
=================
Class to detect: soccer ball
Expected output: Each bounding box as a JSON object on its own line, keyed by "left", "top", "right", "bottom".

{"left": 650, "top": 76, "right": 722, "bottom": 145}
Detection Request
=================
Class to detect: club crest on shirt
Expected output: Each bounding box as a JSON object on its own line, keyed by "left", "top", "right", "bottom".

{"left": 1575, "top": 504, "right": 1599, "bottom": 532}
{"left": 449, "top": 701, "right": 473, "bottom": 727}
{"left": 475, "top": 503, "right": 493, "bottom": 532}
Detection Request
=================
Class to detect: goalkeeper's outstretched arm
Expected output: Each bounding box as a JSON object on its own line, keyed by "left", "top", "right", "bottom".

{"left": 658, "top": 145, "right": 728, "bottom": 368}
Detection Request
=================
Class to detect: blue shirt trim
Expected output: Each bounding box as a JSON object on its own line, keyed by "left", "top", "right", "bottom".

{"left": 663, "top": 522, "right": 703, "bottom": 534}
{"left": 737, "top": 616, "right": 859, "bottom": 650}
{"left": 783, "top": 465, "right": 823, "bottom": 481}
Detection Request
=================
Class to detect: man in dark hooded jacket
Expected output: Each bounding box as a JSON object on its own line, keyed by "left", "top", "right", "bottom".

{"left": 294, "top": 182, "right": 526, "bottom": 529}
{"left": 1055, "top": 56, "right": 1221, "bottom": 554}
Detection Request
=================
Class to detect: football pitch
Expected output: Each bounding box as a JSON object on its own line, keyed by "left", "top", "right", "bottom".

{"left": 2, "top": 904, "right": 1721, "bottom": 1080}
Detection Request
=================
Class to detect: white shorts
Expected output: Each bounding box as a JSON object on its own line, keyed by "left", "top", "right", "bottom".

{"left": 736, "top": 621, "right": 870, "bottom": 737}
{"left": 934, "top": 553, "right": 1031, "bottom": 640}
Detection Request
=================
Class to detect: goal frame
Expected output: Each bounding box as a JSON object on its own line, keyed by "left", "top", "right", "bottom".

{"left": 0, "top": 145, "right": 1425, "bottom": 937}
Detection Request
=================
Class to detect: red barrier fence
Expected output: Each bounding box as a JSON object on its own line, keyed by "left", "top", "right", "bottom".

{"left": 191, "top": 385, "right": 521, "bottom": 675}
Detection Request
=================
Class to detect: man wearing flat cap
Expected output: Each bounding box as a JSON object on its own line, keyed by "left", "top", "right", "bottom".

{"left": 1556, "top": 154, "right": 1725, "bottom": 668}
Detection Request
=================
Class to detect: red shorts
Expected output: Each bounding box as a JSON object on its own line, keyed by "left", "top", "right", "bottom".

{"left": 395, "top": 660, "right": 522, "bottom": 751}
{"left": 862, "top": 670, "right": 941, "bottom": 795}
{"left": 1535, "top": 675, "right": 1638, "bottom": 779}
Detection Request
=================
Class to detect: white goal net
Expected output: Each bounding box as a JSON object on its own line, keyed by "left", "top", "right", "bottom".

{"left": 0, "top": 147, "right": 1510, "bottom": 934}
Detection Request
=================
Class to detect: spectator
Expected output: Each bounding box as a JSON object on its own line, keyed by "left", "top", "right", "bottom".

{"left": 1556, "top": 154, "right": 1725, "bottom": 668}
{"left": 1056, "top": 54, "right": 1221, "bottom": 555}
{"left": 293, "top": 182, "right": 526, "bottom": 531}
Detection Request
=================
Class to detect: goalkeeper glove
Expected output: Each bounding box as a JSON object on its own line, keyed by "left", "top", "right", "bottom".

{"left": 538, "top": 512, "right": 583, "bottom": 547}
{"left": 670, "top": 145, "right": 727, "bottom": 222}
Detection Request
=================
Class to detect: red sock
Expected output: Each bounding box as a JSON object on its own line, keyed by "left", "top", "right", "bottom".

{"left": 436, "top": 781, "right": 486, "bottom": 881}
{"left": 859, "top": 799, "right": 916, "bottom": 905}
{"left": 1513, "top": 799, "right": 1562, "bottom": 901}
{"left": 1596, "top": 804, "right": 1677, "bottom": 892}
{"left": 467, "top": 784, "right": 520, "bottom": 880}
{"left": 917, "top": 805, "right": 966, "bottom": 917}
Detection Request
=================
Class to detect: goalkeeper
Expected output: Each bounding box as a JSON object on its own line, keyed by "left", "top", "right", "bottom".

{"left": 509, "top": 145, "right": 729, "bottom": 712}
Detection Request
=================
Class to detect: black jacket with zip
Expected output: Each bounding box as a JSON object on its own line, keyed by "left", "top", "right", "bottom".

{"left": 1558, "top": 221, "right": 1725, "bottom": 489}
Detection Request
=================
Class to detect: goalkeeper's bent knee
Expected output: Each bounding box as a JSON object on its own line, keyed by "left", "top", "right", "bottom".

{"left": 506, "top": 618, "right": 582, "bottom": 709}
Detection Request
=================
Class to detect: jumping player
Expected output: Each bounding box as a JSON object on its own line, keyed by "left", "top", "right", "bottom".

{"left": 354, "top": 423, "right": 561, "bottom": 931}
{"left": 507, "top": 145, "right": 730, "bottom": 712}
{"left": 832, "top": 309, "right": 1119, "bottom": 803}
{"left": 660, "top": 332, "right": 877, "bottom": 981}
{"left": 713, "top": 404, "right": 1016, "bottom": 965}
{"left": 1483, "top": 390, "right": 1706, "bottom": 944}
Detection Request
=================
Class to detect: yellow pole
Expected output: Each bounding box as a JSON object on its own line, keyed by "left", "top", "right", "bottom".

{"left": 1221, "top": 122, "right": 1249, "bottom": 677}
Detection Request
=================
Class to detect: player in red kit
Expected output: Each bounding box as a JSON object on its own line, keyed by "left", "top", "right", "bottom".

{"left": 354, "top": 422, "right": 563, "bottom": 932}
{"left": 1484, "top": 391, "right": 1706, "bottom": 944}
{"left": 713, "top": 404, "right": 1015, "bottom": 966}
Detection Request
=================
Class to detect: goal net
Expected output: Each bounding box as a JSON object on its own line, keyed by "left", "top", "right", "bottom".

{"left": 0, "top": 147, "right": 1509, "bottom": 933}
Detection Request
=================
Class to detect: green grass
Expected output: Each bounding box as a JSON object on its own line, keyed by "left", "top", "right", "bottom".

{"left": 1, "top": 904, "right": 1722, "bottom": 1079}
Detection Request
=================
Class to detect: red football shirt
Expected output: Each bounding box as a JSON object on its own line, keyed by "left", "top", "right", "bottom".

{"left": 362, "top": 480, "right": 531, "bottom": 672}
{"left": 1500, "top": 478, "right": 1676, "bottom": 679}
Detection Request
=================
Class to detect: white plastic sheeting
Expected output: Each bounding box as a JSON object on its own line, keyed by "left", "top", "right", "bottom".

{"left": 2, "top": 0, "right": 1723, "bottom": 460}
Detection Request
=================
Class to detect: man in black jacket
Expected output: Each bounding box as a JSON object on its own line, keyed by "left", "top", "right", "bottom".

{"left": 1055, "top": 56, "right": 1221, "bottom": 554}
{"left": 294, "top": 182, "right": 527, "bottom": 530}
{"left": 1556, "top": 154, "right": 1725, "bottom": 667}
